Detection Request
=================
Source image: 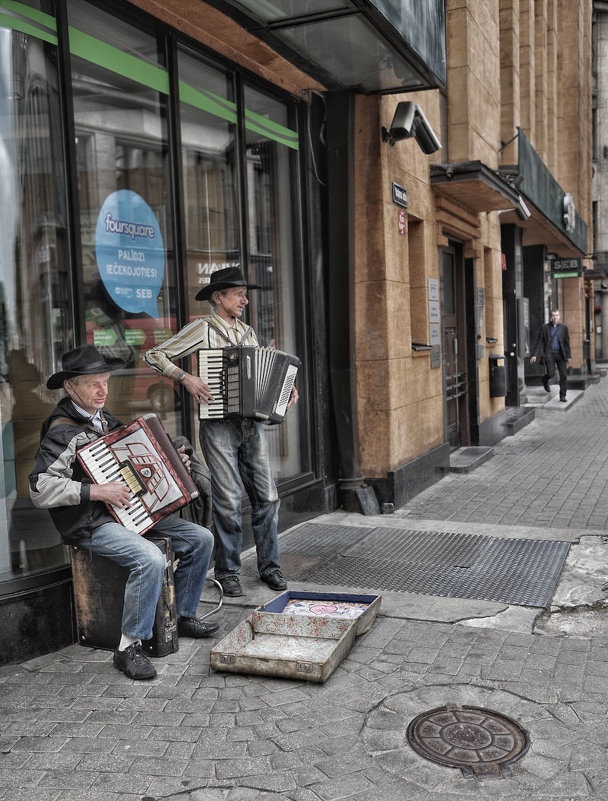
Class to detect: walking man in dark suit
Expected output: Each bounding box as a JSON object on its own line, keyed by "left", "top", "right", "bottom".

{"left": 530, "top": 309, "right": 571, "bottom": 402}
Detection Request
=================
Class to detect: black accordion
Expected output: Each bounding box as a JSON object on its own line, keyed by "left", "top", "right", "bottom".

{"left": 197, "top": 346, "right": 300, "bottom": 423}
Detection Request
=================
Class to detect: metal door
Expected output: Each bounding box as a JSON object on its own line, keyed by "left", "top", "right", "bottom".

{"left": 442, "top": 247, "right": 468, "bottom": 447}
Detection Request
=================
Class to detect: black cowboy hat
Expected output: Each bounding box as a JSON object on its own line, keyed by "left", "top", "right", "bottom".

{"left": 46, "top": 345, "right": 124, "bottom": 390}
{"left": 195, "top": 266, "right": 261, "bottom": 301}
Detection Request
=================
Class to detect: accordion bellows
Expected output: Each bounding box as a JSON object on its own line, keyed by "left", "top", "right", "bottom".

{"left": 198, "top": 346, "right": 300, "bottom": 423}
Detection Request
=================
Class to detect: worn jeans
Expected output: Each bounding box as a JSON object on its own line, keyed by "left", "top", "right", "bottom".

{"left": 90, "top": 515, "right": 214, "bottom": 641}
{"left": 199, "top": 418, "right": 280, "bottom": 580}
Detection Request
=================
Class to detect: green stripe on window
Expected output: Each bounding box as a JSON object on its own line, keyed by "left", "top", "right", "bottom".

{"left": 68, "top": 27, "right": 170, "bottom": 95}
{"left": 244, "top": 113, "right": 299, "bottom": 150}
{"left": 0, "top": 10, "right": 57, "bottom": 44}
{"left": 178, "top": 81, "right": 237, "bottom": 124}
{"left": 179, "top": 82, "right": 299, "bottom": 150}
{"left": 244, "top": 108, "right": 298, "bottom": 150}
{"left": 0, "top": 0, "right": 55, "bottom": 30}
{"left": 245, "top": 108, "right": 298, "bottom": 143}
{"left": 245, "top": 119, "right": 299, "bottom": 150}
{"left": 0, "top": 2, "right": 299, "bottom": 151}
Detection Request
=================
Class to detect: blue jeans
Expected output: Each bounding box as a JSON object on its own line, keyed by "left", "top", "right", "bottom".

{"left": 90, "top": 515, "right": 214, "bottom": 641}
{"left": 199, "top": 418, "right": 280, "bottom": 581}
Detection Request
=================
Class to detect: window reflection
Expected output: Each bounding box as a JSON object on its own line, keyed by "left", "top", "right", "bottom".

{"left": 68, "top": 1, "right": 179, "bottom": 433}
{"left": 0, "top": 20, "right": 72, "bottom": 583}
{"left": 243, "top": 85, "right": 303, "bottom": 479}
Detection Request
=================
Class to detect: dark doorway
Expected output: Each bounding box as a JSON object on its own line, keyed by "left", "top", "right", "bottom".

{"left": 442, "top": 245, "right": 469, "bottom": 447}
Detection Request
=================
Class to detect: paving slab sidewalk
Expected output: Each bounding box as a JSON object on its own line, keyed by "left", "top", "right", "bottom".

{"left": 2, "top": 377, "right": 608, "bottom": 800}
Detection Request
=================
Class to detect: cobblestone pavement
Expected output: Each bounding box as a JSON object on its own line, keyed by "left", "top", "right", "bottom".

{"left": 401, "top": 383, "right": 608, "bottom": 530}
{"left": 2, "top": 379, "right": 608, "bottom": 800}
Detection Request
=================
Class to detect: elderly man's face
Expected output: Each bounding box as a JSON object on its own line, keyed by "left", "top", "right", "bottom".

{"left": 64, "top": 372, "right": 110, "bottom": 415}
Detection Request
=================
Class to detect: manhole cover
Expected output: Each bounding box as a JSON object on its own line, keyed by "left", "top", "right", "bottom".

{"left": 406, "top": 705, "right": 530, "bottom": 779}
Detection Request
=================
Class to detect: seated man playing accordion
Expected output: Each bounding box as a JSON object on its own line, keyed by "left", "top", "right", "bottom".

{"left": 29, "top": 345, "right": 219, "bottom": 680}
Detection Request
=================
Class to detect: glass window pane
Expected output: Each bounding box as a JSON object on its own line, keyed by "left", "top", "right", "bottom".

{"left": 178, "top": 49, "right": 240, "bottom": 310}
{"left": 243, "top": 84, "right": 304, "bottom": 480}
{"left": 178, "top": 49, "right": 242, "bottom": 454}
{"left": 0, "top": 9, "right": 72, "bottom": 583}
{"left": 68, "top": 1, "right": 180, "bottom": 433}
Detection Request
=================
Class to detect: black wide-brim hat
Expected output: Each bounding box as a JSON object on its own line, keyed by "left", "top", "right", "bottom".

{"left": 195, "top": 266, "right": 261, "bottom": 301}
{"left": 47, "top": 345, "right": 124, "bottom": 390}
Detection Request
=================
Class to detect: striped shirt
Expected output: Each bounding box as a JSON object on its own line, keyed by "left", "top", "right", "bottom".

{"left": 144, "top": 310, "right": 259, "bottom": 379}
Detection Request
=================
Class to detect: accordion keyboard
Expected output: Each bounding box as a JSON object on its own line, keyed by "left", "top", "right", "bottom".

{"left": 198, "top": 350, "right": 230, "bottom": 419}
{"left": 79, "top": 439, "right": 152, "bottom": 534}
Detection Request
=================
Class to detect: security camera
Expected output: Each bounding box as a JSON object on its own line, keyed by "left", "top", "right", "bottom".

{"left": 381, "top": 101, "right": 442, "bottom": 154}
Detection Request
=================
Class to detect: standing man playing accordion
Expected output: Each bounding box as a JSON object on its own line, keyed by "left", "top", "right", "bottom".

{"left": 29, "top": 345, "right": 219, "bottom": 680}
{"left": 145, "top": 267, "right": 298, "bottom": 598}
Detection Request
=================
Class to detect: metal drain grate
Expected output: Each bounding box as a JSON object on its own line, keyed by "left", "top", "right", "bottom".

{"left": 242, "top": 523, "right": 570, "bottom": 607}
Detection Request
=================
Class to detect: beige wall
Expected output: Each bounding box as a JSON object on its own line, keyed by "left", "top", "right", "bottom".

{"left": 447, "top": 0, "right": 503, "bottom": 165}
{"left": 353, "top": 93, "right": 446, "bottom": 476}
{"left": 353, "top": 0, "right": 592, "bottom": 478}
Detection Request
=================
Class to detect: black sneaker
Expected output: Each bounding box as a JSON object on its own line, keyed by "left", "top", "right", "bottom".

{"left": 177, "top": 616, "right": 220, "bottom": 638}
{"left": 113, "top": 643, "right": 157, "bottom": 680}
{"left": 219, "top": 575, "right": 243, "bottom": 597}
{"left": 262, "top": 569, "right": 287, "bottom": 591}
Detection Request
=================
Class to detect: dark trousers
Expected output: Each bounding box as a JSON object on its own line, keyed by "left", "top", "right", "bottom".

{"left": 545, "top": 353, "right": 568, "bottom": 399}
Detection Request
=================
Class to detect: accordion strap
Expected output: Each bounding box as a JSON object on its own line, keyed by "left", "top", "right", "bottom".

{"left": 206, "top": 320, "right": 253, "bottom": 346}
{"left": 49, "top": 416, "right": 99, "bottom": 434}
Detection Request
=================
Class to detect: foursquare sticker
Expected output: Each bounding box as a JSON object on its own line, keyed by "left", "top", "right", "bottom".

{"left": 95, "top": 190, "right": 165, "bottom": 317}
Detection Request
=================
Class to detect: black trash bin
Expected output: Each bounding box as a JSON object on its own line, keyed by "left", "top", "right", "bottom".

{"left": 583, "top": 338, "right": 590, "bottom": 361}
{"left": 489, "top": 354, "right": 506, "bottom": 398}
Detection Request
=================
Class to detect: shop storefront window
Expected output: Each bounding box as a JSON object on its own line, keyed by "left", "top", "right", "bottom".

{"left": 67, "top": 0, "right": 179, "bottom": 433}
{"left": 0, "top": 0, "right": 72, "bottom": 582}
{"left": 178, "top": 50, "right": 240, "bottom": 307}
{"left": 178, "top": 53, "right": 305, "bottom": 480}
{"left": 243, "top": 84, "right": 303, "bottom": 479}
{"left": 0, "top": 0, "right": 310, "bottom": 594}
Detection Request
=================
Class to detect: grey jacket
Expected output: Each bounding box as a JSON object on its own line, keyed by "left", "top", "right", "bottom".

{"left": 29, "top": 397, "right": 121, "bottom": 544}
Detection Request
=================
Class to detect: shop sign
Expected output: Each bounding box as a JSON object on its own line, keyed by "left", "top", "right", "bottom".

{"left": 398, "top": 209, "right": 406, "bottom": 235}
{"left": 95, "top": 190, "right": 165, "bottom": 317}
{"left": 563, "top": 192, "right": 576, "bottom": 233}
{"left": 392, "top": 182, "right": 408, "bottom": 208}
{"left": 552, "top": 257, "right": 581, "bottom": 279}
{"left": 124, "top": 328, "right": 147, "bottom": 346}
{"left": 93, "top": 329, "right": 116, "bottom": 347}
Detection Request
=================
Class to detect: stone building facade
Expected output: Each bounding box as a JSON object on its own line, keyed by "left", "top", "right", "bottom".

{"left": 352, "top": 0, "right": 592, "bottom": 507}
{"left": 0, "top": 0, "right": 593, "bottom": 663}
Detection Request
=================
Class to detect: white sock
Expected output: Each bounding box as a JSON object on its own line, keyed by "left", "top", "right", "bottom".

{"left": 118, "top": 634, "right": 140, "bottom": 651}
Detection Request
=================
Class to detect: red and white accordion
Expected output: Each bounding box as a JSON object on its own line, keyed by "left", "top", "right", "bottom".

{"left": 198, "top": 346, "right": 300, "bottom": 423}
{"left": 77, "top": 414, "right": 198, "bottom": 535}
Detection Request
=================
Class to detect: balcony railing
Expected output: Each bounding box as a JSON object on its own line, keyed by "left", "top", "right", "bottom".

{"left": 501, "top": 128, "right": 588, "bottom": 254}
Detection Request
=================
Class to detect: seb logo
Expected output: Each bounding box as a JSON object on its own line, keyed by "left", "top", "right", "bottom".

{"left": 95, "top": 190, "right": 165, "bottom": 317}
